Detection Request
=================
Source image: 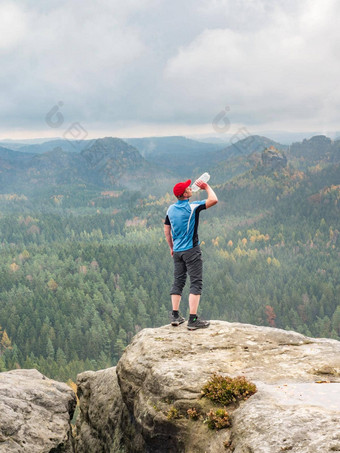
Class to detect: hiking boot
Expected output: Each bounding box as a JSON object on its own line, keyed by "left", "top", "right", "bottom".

{"left": 170, "top": 313, "right": 185, "bottom": 326}
{"left": 187, "top": 316, "right": 210, "bottom": 330}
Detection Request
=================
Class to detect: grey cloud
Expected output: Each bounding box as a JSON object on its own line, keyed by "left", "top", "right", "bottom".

{"left": 0, "top": 0, "right": 339, "bottom": 137}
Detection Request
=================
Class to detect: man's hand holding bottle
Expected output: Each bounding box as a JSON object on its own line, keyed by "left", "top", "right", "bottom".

{"left": 194, "top": 179, "right": 209, "bottom": 190}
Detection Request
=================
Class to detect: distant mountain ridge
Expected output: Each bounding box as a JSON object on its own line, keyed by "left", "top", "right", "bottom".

{"left": 125, "top": 136, "right": 225, "bottom": 178}
{"left": 1, "top": 133, "right": 338, "bottom": 195}
{"left": 0, "top": 146, "right": 34, "bottom": 162}
{"left": 209, "top": 135, "right": 287, "bottom": 162}
{"left": 2, "top": 135, "right": 226, "bottom": 180}
{"left": 0, "top": 137, "right": 172, "bottom": 193}
{"left": 125, "top": 135, "right": 223, "bottom": 157}
{"left": 215, "top": 141, "right": 340, "bottom": 220}
{"left": 3, "top": 138, "right": 89, "bottom": 154}
{"left": 80, "top": 137, "right": 163, "bottom": 188}
{"left": 200, "top": 135, "right": 288, "bottom": 184}
{"left": 287, "top": 135, "right": 340, "bottom": 169}
{"left": 124, "top": 135, "right": 289, "bottom": 180}
{"left": 203, "top": 134, "right": 340, "bottom": 185}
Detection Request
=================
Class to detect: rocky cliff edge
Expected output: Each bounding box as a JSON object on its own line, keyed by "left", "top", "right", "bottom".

{"left": 75, "top": 321, "right": 340, "bottom": 453}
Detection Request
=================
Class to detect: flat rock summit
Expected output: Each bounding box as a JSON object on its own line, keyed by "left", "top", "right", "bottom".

{"left": 1, "top": 321, "right": 340, "bottom": 452}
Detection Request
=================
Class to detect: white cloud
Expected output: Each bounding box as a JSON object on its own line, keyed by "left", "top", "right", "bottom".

{"left": 0, "top": 3, "right": 28, "bottom": 51}
{"left": 0, "top": 0, "right": 156, "bottom": 127}
{"left": 162, "top": 0, "right": 340, "bottom": 128}
{"left": 1, "top": 0, "right": 340, "bottom": 137}
{"left": 25, "top": 5, "right": 145, "bottom": 89}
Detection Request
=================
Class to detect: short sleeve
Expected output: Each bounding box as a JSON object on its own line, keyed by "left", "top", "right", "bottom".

{"left": 164, "top": 215, "right": 171, "bottom": 225}
{"left": 191, "top": 200, "right": 206, "bottom": 210}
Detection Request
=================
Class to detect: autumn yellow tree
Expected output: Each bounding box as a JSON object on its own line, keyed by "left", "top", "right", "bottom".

{"left": 47, "top": 278, "right": 58, "bottom": 291}
{"left": 10, "top": 262, "right": 19, "bottom": 272}
{"left": 0, "top": 329, "right": 12, "bottom": 353}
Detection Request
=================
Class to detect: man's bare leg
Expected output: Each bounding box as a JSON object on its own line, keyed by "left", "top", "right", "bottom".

{"left": 189, "top": 294, "right": 200, "bottom": 314}
{"left": 171, "top": 294, "right": 181, "bottom": 311}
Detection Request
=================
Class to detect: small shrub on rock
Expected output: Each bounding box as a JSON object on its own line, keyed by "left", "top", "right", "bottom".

{"left": 201, "top": 374, "right": 257, "bottom": 405}
{"left": 206, "top": 408, "right": 231, "bottom": 430}
{"left": 187, "top": 407, "right": 200, "bottom": 420}
{"left": 166, "top": 406, "right": 180, "bottom": 420}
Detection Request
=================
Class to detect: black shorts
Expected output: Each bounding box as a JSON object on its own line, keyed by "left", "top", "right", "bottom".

{"left": 170, "top": 245, "right": 203, "bottom": 295}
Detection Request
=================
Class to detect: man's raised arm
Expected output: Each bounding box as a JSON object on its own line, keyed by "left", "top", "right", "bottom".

{"left": 195, "top": 180, "right": 218, "bottom": 209}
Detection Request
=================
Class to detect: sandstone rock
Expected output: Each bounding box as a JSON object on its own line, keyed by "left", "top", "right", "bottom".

{"left": 0, "top": 369, "right": 76, "bottom": 452}
{"left": 261, "top": 146, "right": 287, "bottom": 169}
{"left": 75, "top": 367, "right": 130, "bottom": 453}
{"left": 76, "top": 321, "right": 340, "bottom": 452}
{"left": 230, "top": 381, "right": 340, "bottom": 453}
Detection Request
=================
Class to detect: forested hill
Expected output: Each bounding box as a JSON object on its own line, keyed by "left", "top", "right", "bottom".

{"left": 206, "top": 135, "right": 287, "bottom": 164}
{"left": 125, "top": 136, "right": 224, "bottom": 177}
{"left": 0, "top": 137, "right": 339, "bottom": 383}
{"left": 288, "top": 135, "right": 340, "bottom": 169}
{"left": 216, "top": 145, "right": 339, "bottom": 214}
{"left": 202, "top": 134, "right": 340, "bottom": 184}
{"left": 0, "top": 137, "right": 173, "bottom": 194}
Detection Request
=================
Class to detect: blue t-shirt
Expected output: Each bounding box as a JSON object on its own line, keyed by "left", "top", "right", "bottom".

{"left": 164, "top": 199, "right": 206, "bottom": 252}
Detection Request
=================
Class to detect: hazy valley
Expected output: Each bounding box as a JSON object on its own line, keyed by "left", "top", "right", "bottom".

{"left": 0, "top": 133, "right": 339, "bottom": 383}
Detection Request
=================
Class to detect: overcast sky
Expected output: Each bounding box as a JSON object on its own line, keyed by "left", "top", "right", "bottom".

{"left": 1, "top": 0, "right": 340, "bottom": 140}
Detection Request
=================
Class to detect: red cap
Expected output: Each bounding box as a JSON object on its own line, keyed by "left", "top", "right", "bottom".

{"left": 173, "top": 179, "right": 191, "bottom": 197}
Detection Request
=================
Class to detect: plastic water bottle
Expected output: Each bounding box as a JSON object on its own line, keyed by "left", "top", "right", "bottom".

{"left": 191, "top": 172, "right": 210, "bottom": 192}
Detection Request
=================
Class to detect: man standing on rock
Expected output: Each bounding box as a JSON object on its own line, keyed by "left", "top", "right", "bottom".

{"left": 164, "top": 178, "right": 218, "bottom": 330}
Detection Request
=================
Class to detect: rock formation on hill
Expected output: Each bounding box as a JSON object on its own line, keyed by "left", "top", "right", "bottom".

{"left": 0, "top": 369, "right": 76, "bottom": 452}
{"left": 261, "top": 146, "right": 287, "bottom": 169}
{"left": 75, "top": 321, "right": 340, "bottom": 453}
{"left": 1, "top": 322, "right": 339, "bottom": 452}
